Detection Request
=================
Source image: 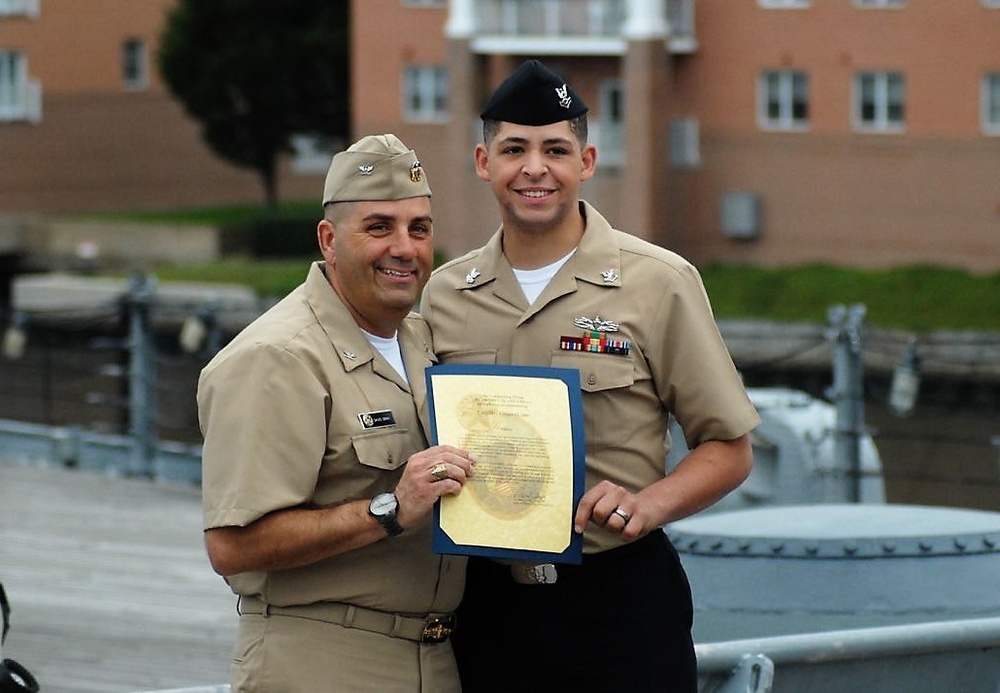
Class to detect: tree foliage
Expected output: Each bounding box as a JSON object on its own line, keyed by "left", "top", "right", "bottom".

{"left": 158, "top": 0, "right": 350, "bottom": 209}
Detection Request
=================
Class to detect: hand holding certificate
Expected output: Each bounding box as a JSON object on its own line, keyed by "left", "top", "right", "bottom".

{"left": 425, "top": 364, "right": 585, "bottom": 564}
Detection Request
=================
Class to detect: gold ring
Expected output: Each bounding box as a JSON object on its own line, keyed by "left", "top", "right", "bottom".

{"left": 612, "top": 507, "right": 631, "bottom": 524}
{"left": 430, "top": 463, "right": 448, "bottom": 481}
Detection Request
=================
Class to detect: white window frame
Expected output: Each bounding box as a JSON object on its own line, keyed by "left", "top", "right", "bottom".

{"left": 122, "top": 38, "right": 149, "bottom": 92}
{"left": 758, "top": 0, "right": 810, "bottom": 8}
{"left": 0, "top": 50, "right": 41, "bottom": 123}
{"left": 853, "top": 71, "right": 905, "bottom": 133}
{"left": 759, "top": 70, "right": 809, "bottom": 131}
{"left": 401, "top": 0, "right": 446, "bottom": 7}
{"left": 403, "top": 64, "right": 448, "bottom": 123}
{"left": 854, "top": 0, "right": 905, "bottom": 7}
{"left": 982, "top": 73, "right": 1000, "bottom": 135}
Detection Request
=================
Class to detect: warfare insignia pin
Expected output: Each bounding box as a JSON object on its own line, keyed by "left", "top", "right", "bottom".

{"left": 573, "top": 315, "right": 620, "bottom": 333}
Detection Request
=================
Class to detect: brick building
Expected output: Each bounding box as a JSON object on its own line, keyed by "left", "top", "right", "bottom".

{"left": 0, "top": 0, "right": 322, "bottom": 215}
{"left": 352, "top": 0, "right": 1000, "bottom": 272}
{"left": 3, "top": 1, "right": 1000, "bottom": 272}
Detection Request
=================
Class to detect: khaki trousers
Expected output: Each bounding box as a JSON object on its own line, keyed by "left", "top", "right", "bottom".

{"left": 231, "top": 611, "right": 462, "bottom": 693}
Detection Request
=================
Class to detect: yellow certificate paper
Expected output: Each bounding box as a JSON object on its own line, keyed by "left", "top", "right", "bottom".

{"left": 426, "top": 364, "right": 584, "bottom": 564}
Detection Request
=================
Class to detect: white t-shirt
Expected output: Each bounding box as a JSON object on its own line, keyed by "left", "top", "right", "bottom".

{"left": 363, "top": 329, "right": 408, "bottom": 384}
{"left": 512, "top": 249, "right": 576, "bottom": 304}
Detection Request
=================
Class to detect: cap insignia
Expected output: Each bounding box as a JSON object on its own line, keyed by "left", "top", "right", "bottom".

{"left": 409, "top": 161, "right": 423, "bottom": 183}
{"left": 358, "top": 164, "right": 374, "bottom": 176}
{"left": 556, "top": 83, "right": 572, "bottom": 109}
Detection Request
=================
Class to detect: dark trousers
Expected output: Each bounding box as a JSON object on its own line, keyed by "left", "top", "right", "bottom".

{"left": 451, "top": 531, "right": 698, "bottom": 693}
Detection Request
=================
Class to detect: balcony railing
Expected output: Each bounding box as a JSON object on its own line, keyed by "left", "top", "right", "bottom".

{"left": 474, "top": 0, "right": 626, "bottom": 38}
{"left": 462, "top": 0, "right": 695, "bottom": 54}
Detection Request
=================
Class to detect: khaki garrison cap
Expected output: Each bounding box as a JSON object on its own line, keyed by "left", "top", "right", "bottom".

{"left": 322, "top": 134, "right": 431, "bottom": 205}
{"left": 480, "top": 59, "right": 589, "bottom": 126}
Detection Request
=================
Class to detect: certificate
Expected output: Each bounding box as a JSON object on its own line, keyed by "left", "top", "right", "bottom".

{"left": 425, "top": 364, "right": 585, "bottom": 564}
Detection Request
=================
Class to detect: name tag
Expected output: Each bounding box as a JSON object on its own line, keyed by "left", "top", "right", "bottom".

{"left": 358, "top": 410, "right": 396, "bottom": 429}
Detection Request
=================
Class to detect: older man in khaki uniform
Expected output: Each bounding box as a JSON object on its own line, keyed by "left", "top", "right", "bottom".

{"left": 421, "top": 60, "right": 761, "bottom": 691}
{"left": 198, "top": 134, "right": 476, "bottom": 693}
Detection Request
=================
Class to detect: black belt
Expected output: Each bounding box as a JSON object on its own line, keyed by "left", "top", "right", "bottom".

{"left": 506, "top": 531, "right": 667, "bottom": 585}
{"left": 237, "top": 596, "right": 455, "bottom": 644}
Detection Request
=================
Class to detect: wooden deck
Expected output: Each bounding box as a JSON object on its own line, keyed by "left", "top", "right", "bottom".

{"left": 0, "top": 458, "right": 236, "bottom": 693}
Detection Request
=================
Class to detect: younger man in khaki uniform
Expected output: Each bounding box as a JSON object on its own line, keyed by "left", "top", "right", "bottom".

{"left": 198, "top": 134, "right": 476, "bottom": 692}
{"left": 421, "top": 60, "right": 760, "bottom": 691}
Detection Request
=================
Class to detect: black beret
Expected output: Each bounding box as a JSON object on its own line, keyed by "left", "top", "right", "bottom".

{"left": 480, "top": 59, "right": 588, "bottom": 126}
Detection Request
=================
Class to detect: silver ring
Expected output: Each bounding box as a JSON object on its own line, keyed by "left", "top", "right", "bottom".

{"left": 430, "top": 463, "right": 448, "bottom": 481}
{"left": 612, "top": 507, "right": 631, "bottom": 524}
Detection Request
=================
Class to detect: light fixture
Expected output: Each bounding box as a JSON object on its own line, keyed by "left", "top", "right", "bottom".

{"left": 889, "top": 338, "right": 920, "bottom": 417}
{"left": 2, "top": 312, "right": 27, "bottom": 360}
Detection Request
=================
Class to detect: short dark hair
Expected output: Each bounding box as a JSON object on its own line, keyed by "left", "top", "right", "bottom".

{"left": 482, "top": 114, "right": 589, "bottom": 147}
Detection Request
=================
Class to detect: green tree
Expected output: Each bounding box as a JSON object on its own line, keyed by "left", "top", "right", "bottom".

{"left": 158, "top": 0, "right": 350, "bottom": 209}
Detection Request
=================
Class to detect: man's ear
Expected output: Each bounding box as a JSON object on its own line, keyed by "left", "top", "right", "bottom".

{"left": 317, "top": 219, "right": 336, "bottom": 261}
{"left": 473, "top": 143, "right": 491, "bottom": 181}
{"left": 580, "top": 143, "right": 597, "bottom": 182}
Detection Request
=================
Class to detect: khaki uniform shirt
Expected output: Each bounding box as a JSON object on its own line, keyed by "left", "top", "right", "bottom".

{"left": 421, "top": 202, "right": 760, "bottom": 553}
{"left": 199, "top": 262, "right": 464, "bottom": 613}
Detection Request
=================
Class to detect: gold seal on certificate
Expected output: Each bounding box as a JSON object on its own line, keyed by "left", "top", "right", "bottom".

{"left": 426, "top": 365, "right": 585, "bottom": 563}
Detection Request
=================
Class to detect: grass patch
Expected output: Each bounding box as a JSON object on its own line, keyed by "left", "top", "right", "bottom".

{"left": 151, "top": 257, "right": 315, "bottom": 300}
{"left": 79, "top": 205, "right": 999, "bottom": 332}
{"left": 701, "top": 263, "right": 1000, "bottom": 332}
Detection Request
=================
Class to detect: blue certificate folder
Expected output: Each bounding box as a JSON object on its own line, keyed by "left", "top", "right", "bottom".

{"left": 426, "top": 364, "right": 585, "bottom": 564}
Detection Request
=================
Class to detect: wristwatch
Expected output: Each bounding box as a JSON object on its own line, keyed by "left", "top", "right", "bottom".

{"left": 368, "top": 492, "right": 404, "bottom": 536}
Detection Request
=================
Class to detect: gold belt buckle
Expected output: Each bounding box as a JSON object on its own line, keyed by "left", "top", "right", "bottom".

{"left": 421, "top": 615, "right": 455, "bottom": 644}
{"left": 511, "top": 563, "right": 558, "bottom": 585}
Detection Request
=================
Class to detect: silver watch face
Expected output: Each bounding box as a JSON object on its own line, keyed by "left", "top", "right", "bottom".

{"left": 370, "top": 492, "right": 397, "bottom": 515}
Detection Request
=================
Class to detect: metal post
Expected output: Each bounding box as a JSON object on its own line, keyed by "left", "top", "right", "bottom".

{"left": 826, "top": 304, "right": 866, "bottom": 503}
{"left": 126, "top": 273, "right": 158, "bottom": 477}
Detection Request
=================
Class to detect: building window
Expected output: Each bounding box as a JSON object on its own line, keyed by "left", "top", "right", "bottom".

{"left": 401, "top": 0, "right": 445, "bottom": 6}
{"left": 759, "top": 70, "right": 809, "bottom": 130}
{"left": 122, "top": 39, "right": 148, "bottom": 91}
{"left": 0, "top": 50, "right": 41, "bottom": 123}
{"left": 670, "top": 117, "right": 701, "bottom": 170}
{"left": 403, "top": 65, "right": 448, "bottom": 122}
{"left": 0, "top": 0, "right": 40, "bottom": 18}
{"left": 758, "top": 0, "right": 810, "bottom": 8}
{"left": 984, "top": 0, "right": 1000, "bottom": 8}
{"left": 854, "top": 0, "right": 905, "bottom": 7}
{"left": 594, "top": 79, "right": 624, "bottom": 167}
{"left": 983, "top": 73, "right": 1000, "bottom": 135}
{"left": 854, "top": 71, "right": 905, "bottom": 132}
{"left": 290, "top": 134, "right": 337, "bottom": 174}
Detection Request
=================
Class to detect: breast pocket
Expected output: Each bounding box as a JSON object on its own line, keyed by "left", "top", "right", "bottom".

{"left": 351, "top": 428, "right": 413, "bottom": 472}
{"left": 439, "top": 349, "right": 498, "bottom": 365}
{"left": 551, "top": 352, "right": 636, "bottom": 447}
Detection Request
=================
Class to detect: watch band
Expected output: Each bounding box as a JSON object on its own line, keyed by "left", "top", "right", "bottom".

{"left": 368, "top": 492, "right": 404, "bottom": 537}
